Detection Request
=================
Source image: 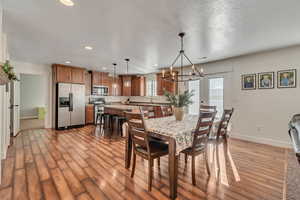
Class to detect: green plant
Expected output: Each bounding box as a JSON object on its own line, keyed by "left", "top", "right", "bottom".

{"left": 164, "top": 90, "right": 194, "bottom": 107}
{"left": 2, "top": 60, "right": 19, "bottom": 81}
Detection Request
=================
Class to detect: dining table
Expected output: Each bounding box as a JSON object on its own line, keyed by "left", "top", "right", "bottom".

{"left": 124, "top": 114, "right": 219, "bottom": 200}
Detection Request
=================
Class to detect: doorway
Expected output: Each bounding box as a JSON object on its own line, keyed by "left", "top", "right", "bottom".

{"left": 18, "top": 74, "right": 47, "bottom": 131}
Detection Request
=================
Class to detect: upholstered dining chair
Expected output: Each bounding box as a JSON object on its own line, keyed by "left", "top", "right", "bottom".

{"left": 181, "top": 111, "right": 217, "bottom": 185}
{"left": 125, "top": 111, "right": 169, "bottom": 191}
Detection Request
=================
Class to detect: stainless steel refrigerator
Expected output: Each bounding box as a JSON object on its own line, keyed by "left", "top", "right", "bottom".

{"left": 56, "top": 83, "right": 85, "bottom": 129}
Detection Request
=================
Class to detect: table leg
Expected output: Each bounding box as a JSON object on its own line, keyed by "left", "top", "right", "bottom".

{"left": 168, "top": 139, "right": 178, "bottom": 200}
{"left": 125, "top": 124, "right": 132, "bottom": 169}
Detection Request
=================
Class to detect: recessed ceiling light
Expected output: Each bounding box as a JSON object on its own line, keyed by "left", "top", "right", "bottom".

{"left": 65, "top": 61, "right": 71, "bottom": 64}
{"left": 198, "top": 56, "right": 207, "bottom": 60}
{"left": 60, "top": 0, "right": 74, "bottom": 6}
{"left": 102, "top": 67, "right": 107, "bottom": 70}
{"left": 84, "top": 46, "right": 93, "bottom": 50}
{"left": 154, "top": 64, "right": 158, "bottom": 67}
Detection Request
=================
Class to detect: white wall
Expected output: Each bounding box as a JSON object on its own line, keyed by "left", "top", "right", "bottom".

{"left": 0, "top": 0, "right": 11, "bottom": 184}
{"left": 20, "top": 74, "right": 47, "bottom": 118}
{"left": 197, "top": 45, "right": 300, "bottom": 148}
{"left": 12, "top": 61, "right": 52, "bottom": 128}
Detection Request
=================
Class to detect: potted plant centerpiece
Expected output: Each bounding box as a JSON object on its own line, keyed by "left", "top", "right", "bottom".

{"left": 164, "top": 90, "right": 194, "bottom": 121}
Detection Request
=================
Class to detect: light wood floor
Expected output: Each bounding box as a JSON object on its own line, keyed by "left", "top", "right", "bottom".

{"left": 20, "top": 118, "right": 44, "bottom": 131}
{"left": 0, "top": 126, "right": 287, "bottom": 200}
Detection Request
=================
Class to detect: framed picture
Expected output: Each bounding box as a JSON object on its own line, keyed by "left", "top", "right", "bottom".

{"left": 277, "top": 69, "right": 297, "bottom": 88}
{"left": 258, "top": 72, "right": 274, "bottom": 89}
{"left": 241, "top": 74, "right": 256, "bottom": 90}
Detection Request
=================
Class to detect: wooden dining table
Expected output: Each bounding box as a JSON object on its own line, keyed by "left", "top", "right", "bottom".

{"left": 124, "top": 115, "right": 216, "bottom": 200}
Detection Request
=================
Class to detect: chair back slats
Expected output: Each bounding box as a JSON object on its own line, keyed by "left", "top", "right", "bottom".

{"left": 216, "top": 108, "right": 234, "bottom": 138}
{"left": 161, "top": 106, "right": 173, "bottom": 117}
{"left": 200, "top": 104, "right": 217, "bottom": 112}
{"left": 192, "top": 111, "right": 217, "bottom": 151}
{"left": 130, "top": 128, "right": 149, "bottom": 149}
{"left": 125, "top": 111, "right": 150, "bottom": 155}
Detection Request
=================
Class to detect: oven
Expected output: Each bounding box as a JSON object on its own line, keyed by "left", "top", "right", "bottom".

{"left": 90, "top": 97, "right": 106, "bottom": 124}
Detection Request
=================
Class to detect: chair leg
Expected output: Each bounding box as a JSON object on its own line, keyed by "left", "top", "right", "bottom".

{"left": 148, "top": 159, "right": 153, "bottom": 191}
{"left": 131, "top": 153, "right": 136, "bottom": 178}
{"left": 204, "top": 150, "right": 210, "bottom": 176}
{"left": 192, "top": 155, "right": 196, "bottom": 185}
{"left": 185, "top": 153, "right": 188, "bottom": 164}
{"left": 216, "top": 141, "right": 220, "bottom": 172}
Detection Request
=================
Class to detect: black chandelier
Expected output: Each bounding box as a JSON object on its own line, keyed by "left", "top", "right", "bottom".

{"left": 161, "top": 32, "right": 205, "bottom": 82}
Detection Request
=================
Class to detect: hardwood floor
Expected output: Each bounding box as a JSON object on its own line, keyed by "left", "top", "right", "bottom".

{"left": 0, "top": 126, "right": 287, "bottom": 200}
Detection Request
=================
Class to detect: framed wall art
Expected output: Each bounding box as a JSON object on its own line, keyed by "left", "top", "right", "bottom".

{"left": 277, "top": 69, "right": 296, "bottom": 88}
{"left": 241, "top": 74, "right": 256, "bottom": 90}
{"left": 258, "top": 72, "right": 274, "bottom": 89}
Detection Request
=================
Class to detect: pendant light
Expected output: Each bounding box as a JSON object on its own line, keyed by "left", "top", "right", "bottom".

{"left": 112, "top": 63, "right": 117, "bottom": 95}
{"left": 161, "top": 32, "right": 205, "bottom": 82}
{"left": 124, "top": 58, "right": 131, "bottom": 87}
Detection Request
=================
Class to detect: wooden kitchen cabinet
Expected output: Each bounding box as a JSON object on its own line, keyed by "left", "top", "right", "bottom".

{"left": 108, "top": 76, "right": 122, "bottom": 96}
{"left": 85, "top": 71, "right": 92, "bottom": 95}
{"left": 131, "top": 76, "right": 145, "bottom": 96}
{"left": 92, "top": 71, "right": 100, "bottom": 85}
{"left": 156, "top": 73, "right": 177, "bottom": 95}
{"left": 85, "top": 104, "right": 94, "bottom": 124}
{"left": 71, "top": 68, "right": 85, "bottom": 84}
{"left": 92, "top": 71, "right": 110, "bottom": 86}
{"left": 121, "top": 75, "right": 132, "bottom": 96}
{"left": 55, "top": 65, "right": 72, "bottom": 83}
{"left": 53, "top": 64, "right": 85, "bottom": 84}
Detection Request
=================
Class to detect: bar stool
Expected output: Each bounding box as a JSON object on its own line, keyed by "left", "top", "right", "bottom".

{"left": 96, "top": 113, "right": 111, "bottom": 132}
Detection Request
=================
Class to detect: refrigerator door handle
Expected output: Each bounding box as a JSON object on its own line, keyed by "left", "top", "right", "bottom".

{"left": 69, "top": 93, "right": 73, "bottom": 112}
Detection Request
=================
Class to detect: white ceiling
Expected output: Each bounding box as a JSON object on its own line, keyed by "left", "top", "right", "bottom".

{"left": 3, "top": 0, "right": 300, "bottom": 74}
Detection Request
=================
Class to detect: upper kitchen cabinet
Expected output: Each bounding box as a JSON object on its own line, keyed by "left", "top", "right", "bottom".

{"left": 52, "top": 64, "right": 85, "bottom": 84}
{"left": 156, "top": 73, "right": 177, "bottom": 95}
{"left": 85, "top": 71, "right": 92, "bottom": 96}
{"left": 131, "top": 76, "right": 145, "bottom": 96}
{"left": 121, "top": 75, "right": 132, "bottom": 96}
{"left": 92, "top": 71, "right": 110, "bottom": 86}
{"left": 109, "top": 76, "right": 122, "bottom": 96}
{"left": 71, "top": 67, "right": 85, "bottom": 84}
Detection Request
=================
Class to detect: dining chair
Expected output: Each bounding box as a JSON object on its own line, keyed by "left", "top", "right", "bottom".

{"left": 200, "top": 104, "right": 217, "bottom": 112}
{"left": 214, "top": 108, "right": 234, "bottom": 172}
{"left": 125, "top": 111, "right": 169, "bottom": 191}
{"left": 181, "top": 111, "right": 217, "bottom": 185}
{"left": 160, "top": 105, "right": 173, "bottom": 117}
{"left": 216, "top": 108, "right": 234, "bottom": 143}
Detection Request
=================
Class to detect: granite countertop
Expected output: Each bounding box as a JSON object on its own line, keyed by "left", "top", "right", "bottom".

{"left": 127, "top": 101, "right": 170, "bottom": 106}
{"left": 104, "top": 104, "right": 140, "bottom": 111}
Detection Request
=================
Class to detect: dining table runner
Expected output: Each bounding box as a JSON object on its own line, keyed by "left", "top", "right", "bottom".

{"left": 144, "top": 115, "right": 199, "bottom": 155}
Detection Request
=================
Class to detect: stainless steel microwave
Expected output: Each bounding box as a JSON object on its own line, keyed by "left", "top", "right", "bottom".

{"left": 92, "top": 85, "right": 109, "bottom": 96}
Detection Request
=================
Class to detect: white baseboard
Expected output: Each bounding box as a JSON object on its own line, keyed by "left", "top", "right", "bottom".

{"left": 231, "top": 133, "right": 292, "bottom": 148}
{"left": 21, "top": 116, "right": 38, "bottom": 120}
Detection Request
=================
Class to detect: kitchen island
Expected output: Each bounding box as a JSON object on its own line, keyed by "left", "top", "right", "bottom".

{"left": 104, "top": 104, "right": 140, "bottom": 116}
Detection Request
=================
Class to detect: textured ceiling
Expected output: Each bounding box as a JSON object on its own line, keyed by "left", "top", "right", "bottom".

{"left": 3, "top": 0, "right": 300, "bottom": 74}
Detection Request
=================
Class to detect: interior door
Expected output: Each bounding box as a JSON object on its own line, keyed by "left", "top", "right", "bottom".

{"left": 70, "top": 84, "right": 85, "bottom": 126}
{"left": 12, "top": 77, "right": 20, "bottom": 136}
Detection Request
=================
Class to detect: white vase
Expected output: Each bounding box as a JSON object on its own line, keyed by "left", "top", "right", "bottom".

{"left": 173, "top": 107, "right": 184, "bottom": 121}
